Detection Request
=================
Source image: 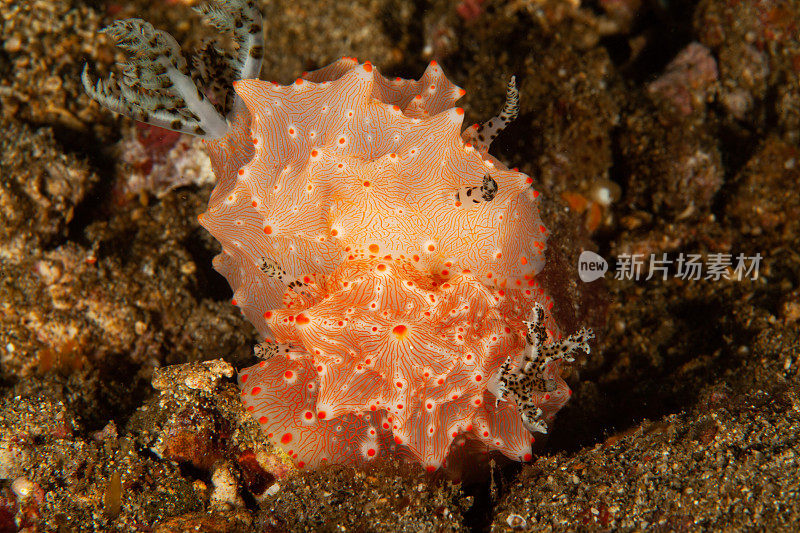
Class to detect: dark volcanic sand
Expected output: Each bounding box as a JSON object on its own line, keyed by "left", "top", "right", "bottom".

{"left": 1, "top": 0, "right": 799, "bottom": 531}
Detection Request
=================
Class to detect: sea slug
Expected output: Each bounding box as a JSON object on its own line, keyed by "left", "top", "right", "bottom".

{"left": 83, "top": 0, "right": 593, "bottom": 471}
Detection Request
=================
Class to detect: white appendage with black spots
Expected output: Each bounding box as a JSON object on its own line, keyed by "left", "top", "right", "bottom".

{"left": 82, "top": 0, "right": 263, "bottom": 139}
{"left": 454, "top": 76, "right": 519, "bottom": 209}
{"left": 258, "top": 257, "right": 311, "bottom": 296}
{"left": 454, "top": 174, "right": 499, "bottom": 208}
{"left": 465, "top": 75, "right": 519, "bottom": 152}
{"left": 253, "top": 341, "right": 292, "bottom": 360}
{"left": 496, "top": 303, "right": 594, "bottom": 434}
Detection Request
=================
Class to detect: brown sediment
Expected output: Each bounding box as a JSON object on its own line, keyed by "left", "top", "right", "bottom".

{"left": 2, "top": 0, "right": 800, "bottom": 530}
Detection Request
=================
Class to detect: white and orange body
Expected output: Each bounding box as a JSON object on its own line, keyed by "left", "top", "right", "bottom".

{"left": 197, "top": 59, "right": 570, "bottom": 470}
{"left": 84, "top": 1, "right": 590, "bottom": 472}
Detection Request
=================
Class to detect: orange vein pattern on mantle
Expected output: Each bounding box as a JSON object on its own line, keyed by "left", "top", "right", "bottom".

{"left": 82, "top": 0, "right": 593, "bottom": 472}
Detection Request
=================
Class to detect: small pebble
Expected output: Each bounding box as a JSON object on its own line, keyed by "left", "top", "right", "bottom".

{"left": 12, "top": 477, "right": 35, "bottom": 499}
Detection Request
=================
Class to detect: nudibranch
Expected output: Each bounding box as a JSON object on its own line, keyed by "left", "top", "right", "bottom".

{"left": 84, "top": 0, "right": 593, "bottom": 471}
